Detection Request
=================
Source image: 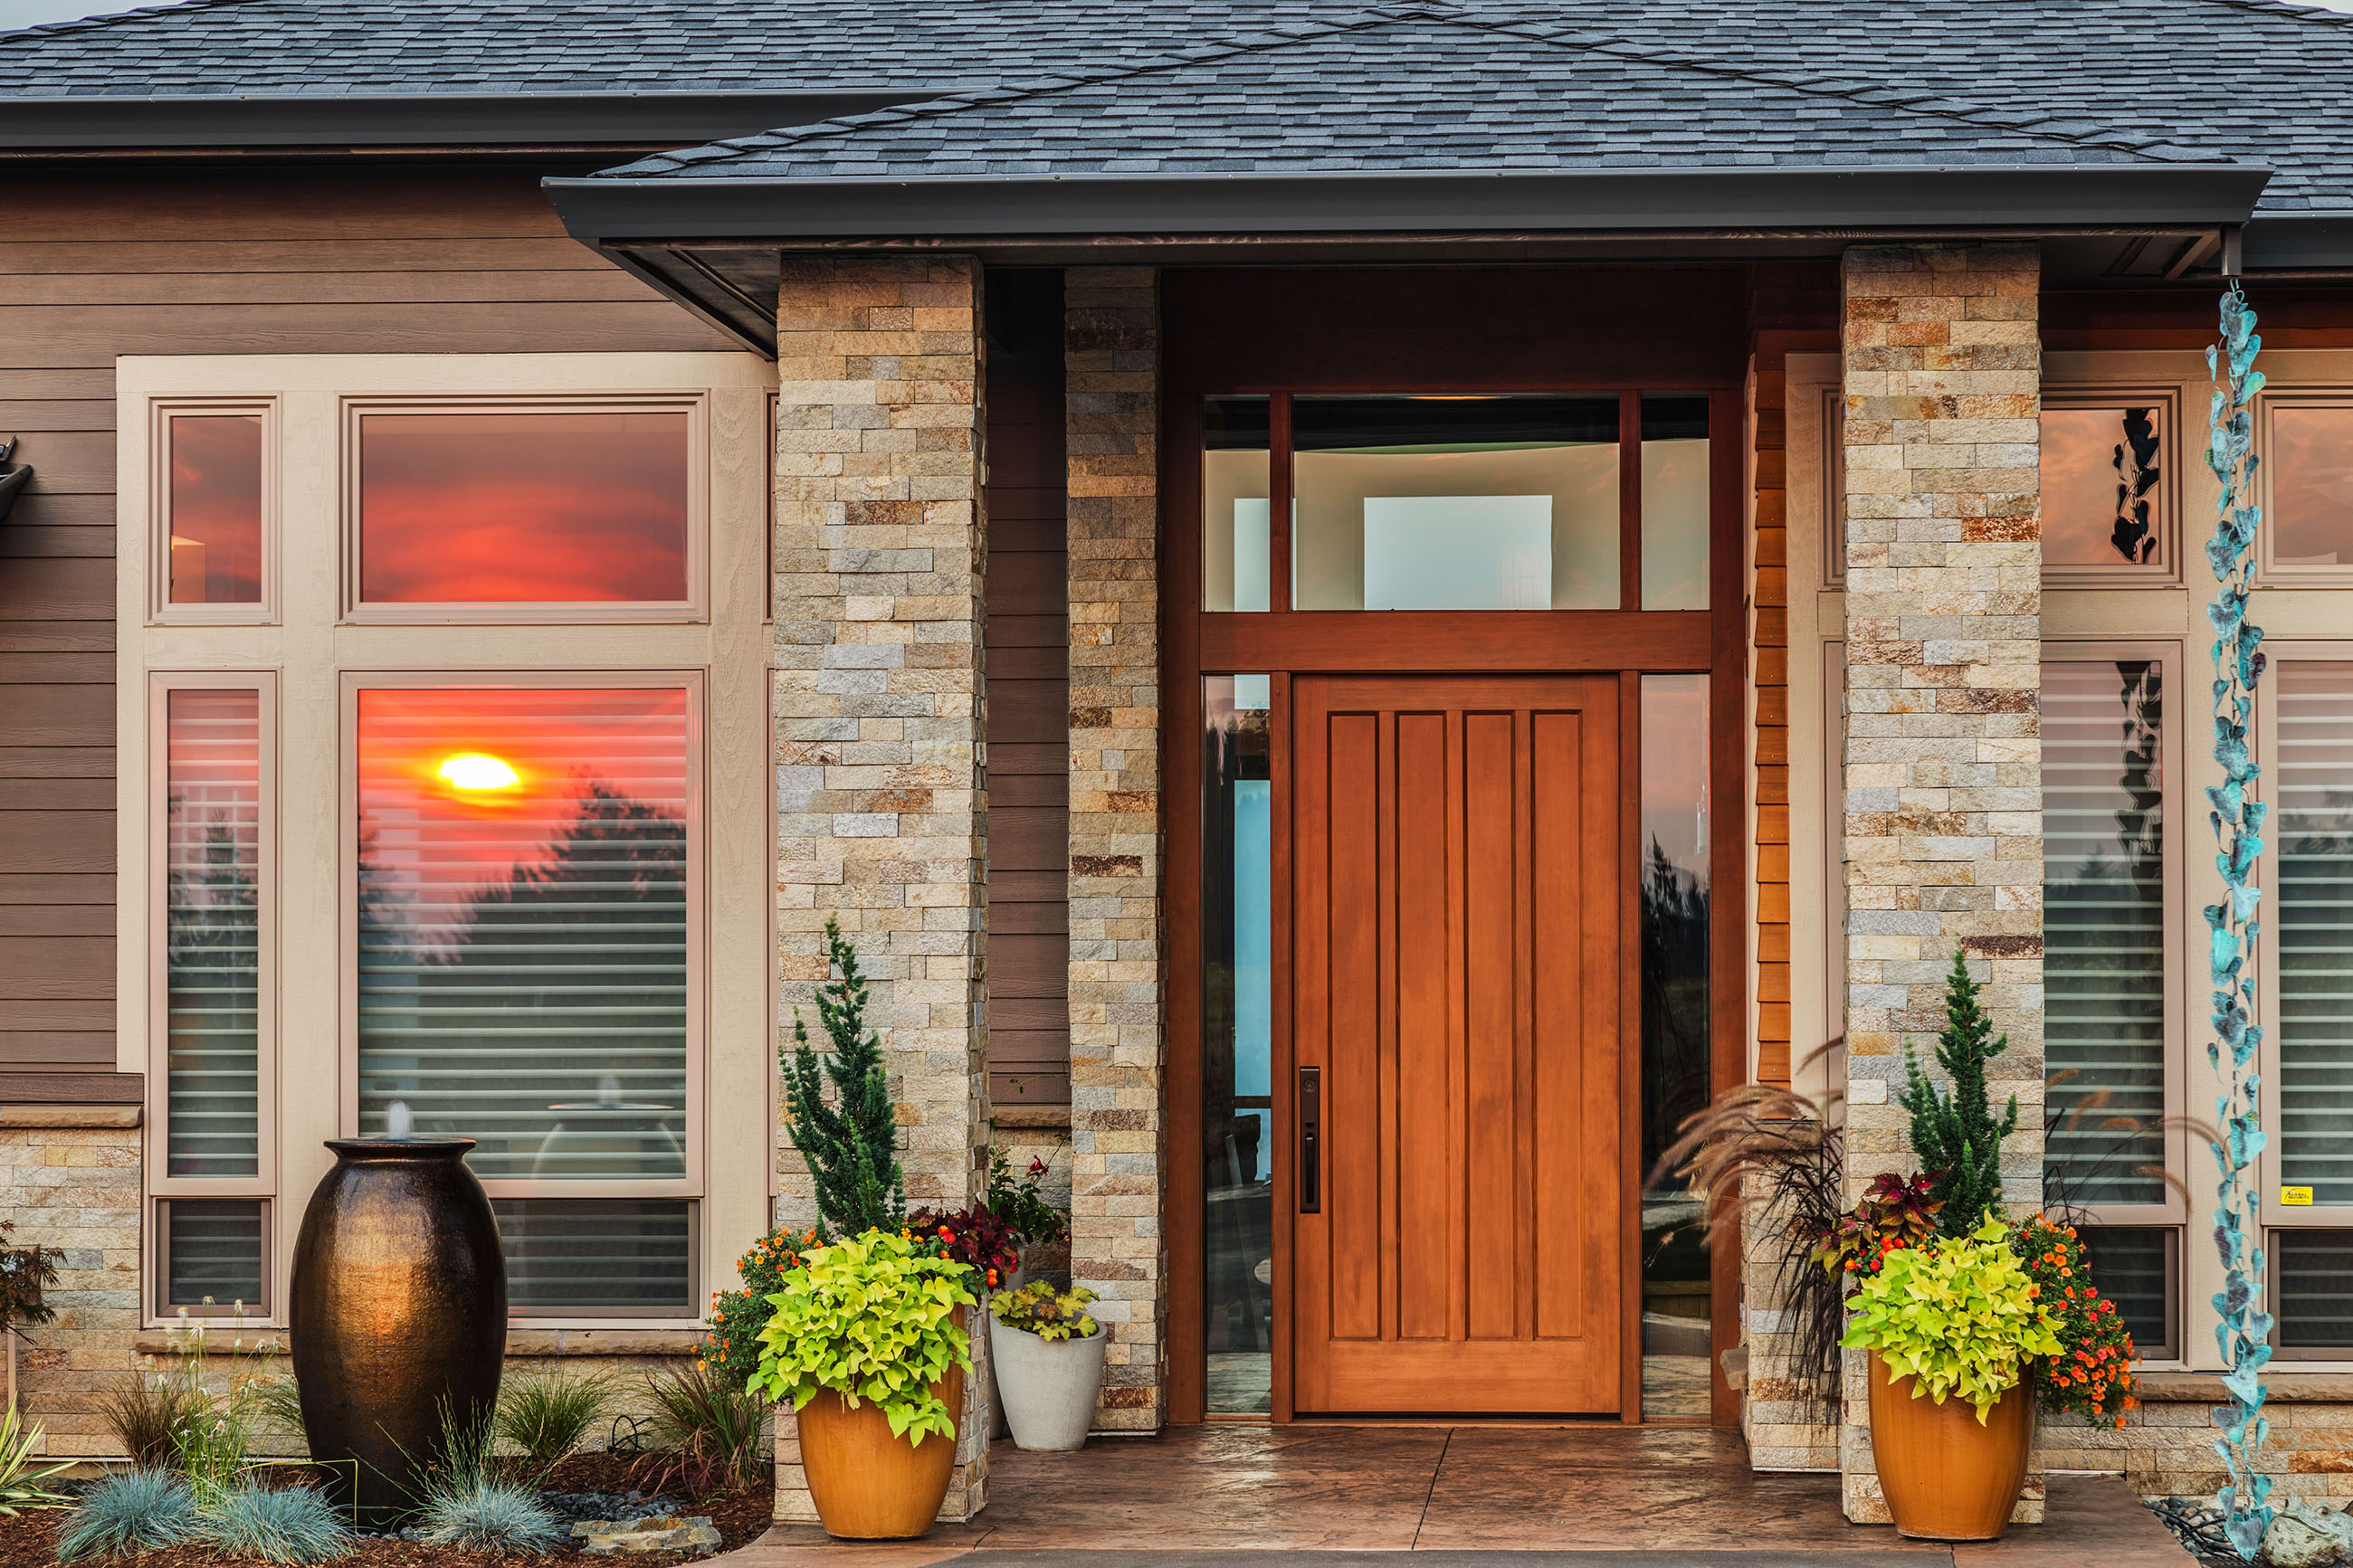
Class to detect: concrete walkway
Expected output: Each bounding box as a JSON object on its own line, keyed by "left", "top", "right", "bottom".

{"left": 715, "top": 1427, "right": 2194, "bottom": 1566}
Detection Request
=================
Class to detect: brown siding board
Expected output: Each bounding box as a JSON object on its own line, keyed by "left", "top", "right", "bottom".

{"left": 0, "top": 170, "right": 738, "bottom": 1079}
{"left": 0, "top": 1070, "right": 142, "bottom": 1104}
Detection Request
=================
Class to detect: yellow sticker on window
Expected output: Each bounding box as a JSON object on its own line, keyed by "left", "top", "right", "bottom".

{"left": 2282, "top": 1186, "right": 2315, "bottom": 1207}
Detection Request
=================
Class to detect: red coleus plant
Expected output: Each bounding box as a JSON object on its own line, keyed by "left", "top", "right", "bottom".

{"left": 1813, "top": 1170, "right": 1943, "bottom": 1283}
{"left": 2013, "top": 1213, "right": 2138, "bottom": 1428}
{"left": 907, "top": 1204, "right": 1022, "bottom": 1292}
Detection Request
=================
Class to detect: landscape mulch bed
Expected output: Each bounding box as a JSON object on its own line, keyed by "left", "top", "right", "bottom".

{"left": 0, "top": 1454, "right": 774, "bottom": 1568}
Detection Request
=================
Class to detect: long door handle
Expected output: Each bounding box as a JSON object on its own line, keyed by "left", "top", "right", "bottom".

{"left": 1298, "top": 1066, "right": 1321, "bottom": 1213}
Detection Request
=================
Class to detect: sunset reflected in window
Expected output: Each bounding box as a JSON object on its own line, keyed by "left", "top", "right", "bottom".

{"left": 167, "top": 414, "right": 265, "bottom": 604}
{"left": 357, "top": 409, "right": 691, "bottom": 603}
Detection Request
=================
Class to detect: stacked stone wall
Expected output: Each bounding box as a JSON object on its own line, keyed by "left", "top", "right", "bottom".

{"left": 1835, "top": 242, "right": 2045, "bottom": 1525}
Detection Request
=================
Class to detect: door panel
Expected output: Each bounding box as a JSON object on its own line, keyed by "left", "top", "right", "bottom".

{"left": 1291, "top": 674, "right": 1622, "bottom": 1415}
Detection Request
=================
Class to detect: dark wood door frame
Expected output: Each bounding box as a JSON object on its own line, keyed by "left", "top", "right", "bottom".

{"left": 1160, "top": 266, "right": 1750, "bottom": 1429}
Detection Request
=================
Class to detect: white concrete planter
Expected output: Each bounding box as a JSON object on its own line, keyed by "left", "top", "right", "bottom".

{"left": 988, "top": 1313, "right": 1108, "bottom": 1452}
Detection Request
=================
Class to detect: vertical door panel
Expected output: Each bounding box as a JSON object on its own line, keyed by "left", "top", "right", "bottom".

{"left": 1325, "top": 712, "right": 1381, "bottom": 1344}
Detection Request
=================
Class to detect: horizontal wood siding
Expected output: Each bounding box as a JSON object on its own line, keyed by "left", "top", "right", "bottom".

{"left": 0, "top": 168, "right": 734, "bottom": 1100}
{"left": 983, "top": 270, "right": 1072, "bottom": 1107}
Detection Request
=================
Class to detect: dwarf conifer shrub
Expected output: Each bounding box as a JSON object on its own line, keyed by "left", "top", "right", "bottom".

{"left": 781, "top": 917, "right": 906, "bottom": 1240}
{"left": 1898, "top": 948, "right": 2020, "bottom": 1237}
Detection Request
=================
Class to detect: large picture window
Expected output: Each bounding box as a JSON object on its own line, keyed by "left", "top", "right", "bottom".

{"left": 350, "top": 679, "right": 700, "bottom": 1316}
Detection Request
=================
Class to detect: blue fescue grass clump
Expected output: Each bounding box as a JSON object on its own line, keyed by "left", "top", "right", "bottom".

{"left": 412, "top": 1477, "right": 568, "bottom": 1554}
{"left": 195, "top": 1481, "right": 354, "bottom": 1563}
{"left": 54, "top": 1469, "right": 196, "bottom": 1560}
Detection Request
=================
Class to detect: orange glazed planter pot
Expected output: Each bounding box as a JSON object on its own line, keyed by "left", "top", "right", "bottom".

{"left": 1866, "top": 1351, "right": 2034, "bottom": 1542}
{"left": 796, "top": 1358, "right": 967, "bottom": 1540}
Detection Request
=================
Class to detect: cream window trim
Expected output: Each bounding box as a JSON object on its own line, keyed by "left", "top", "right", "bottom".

{"left": 2038, "top": 387, "right": 2183, "bottom": 589}
{"left": 119, "top": 352, "right": 778, "bottom": 1332}
{"left": 1786, "top": 354, "right": 1841, "bottom": 1108}
{"left": 338, "top": 392, "right": 710, "bottom": 626}
{"left": 148, "top": 398, "right": 281, "bottom": 627}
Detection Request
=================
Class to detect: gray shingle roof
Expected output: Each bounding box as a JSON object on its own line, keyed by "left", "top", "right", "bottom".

{"left": 596, "top": 12, "right": 2207, "bottom": 183}
{"left": 3, "top": 0, "right": 2348, "bottom": 213}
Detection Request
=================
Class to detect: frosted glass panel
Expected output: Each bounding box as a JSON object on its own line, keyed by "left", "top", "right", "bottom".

{"left": 1293, "top": 395, "right": 1617, "bottom": 610}
{"left": 1363, "top": 494, "right": 1550, "bottom": 610}
{"left": 1640, "top": 396, "right": 1709, "bottom": 610}
{"left": 1202, "top": 397, "right": 1271, "bottom": 613}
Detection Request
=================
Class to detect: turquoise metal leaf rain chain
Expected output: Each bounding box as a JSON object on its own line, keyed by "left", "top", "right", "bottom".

{"left": 2204, "top": 281, "right": 2273, "bottom": 1563}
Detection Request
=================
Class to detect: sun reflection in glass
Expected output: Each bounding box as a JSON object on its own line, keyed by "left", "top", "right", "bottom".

{"left": 436, "top": 752, "right": 520, "bottom": 793}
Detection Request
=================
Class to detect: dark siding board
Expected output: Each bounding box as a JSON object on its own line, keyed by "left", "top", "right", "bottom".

{"left": 0, "top": 170, "right": 737, "bottom": 1079}
{"left": 0, "top": 1071, "right": 142, "bottom": 1104}
{"left": 982, "top": 268, "right": 1070, "bottom": 1106}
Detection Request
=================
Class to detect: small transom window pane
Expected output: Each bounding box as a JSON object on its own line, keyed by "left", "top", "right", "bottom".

{"left": 2277, "top": 663, "right": 2353, "bottom": 1202}
{"left": 2041, "top": 406, "right": 2164, "bottom": 567}
{"left": 2042, "top": 661, "right": 2166, "bottom": 1207}
{"left": 493, "top": 1199, "right": 691, "bottom": 1315}
{"left": 167, "top": 414, "right": 264, "bottom": 604}
{"left": 1203, "top": 397, "right": 1271, "bottom": 613}
{"left": 166, "top": 688, "right": 262, "bottom": 1180}
{"left": 1640, "top": 395, "right": 1709, "bottom": 610}
{"left": 163, "top": 1199, "right": 266, "bottom": 1312}
{"left": 357, "top": 411, "right": 691, "bottom": 604}
{"left": 1292, "top": 396, "right": 1618, "bottom": 611}
{"left": 356, "top": 687, "right": 691, "bottom": 1181}
{"left": 2271, "top": 404, "right": 2353, "bottom": 569}
{"left": 2080, "top": 1227, "right": 2175, "bottom": 1360}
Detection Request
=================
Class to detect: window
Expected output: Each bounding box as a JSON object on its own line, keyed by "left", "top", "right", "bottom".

{"left": 150, "top": 675, "right": 275, "bottom": 1316}
{"left": 2040, "top": 398, "right": 2175, "bottom": 578}
{"left": 1202, "top": 397, "right": 1271, "bottom": 613}
{"left": 348, "top": 401, "right": 700, "bottom": 619}
{"left": 2264, "top": 397, "right": 2353, "bottom": 577}
{"left": 350, "top": 679, "right": 699, "bottom": 1316}
{"left": 1639, "top": 396, "right": 1710, "bottom": 611}
{"left": 1292, "top": 396, "right": 1619, "bottom": 610}
{"left": 154, "top": 403, "right": 273, "bottom": 622}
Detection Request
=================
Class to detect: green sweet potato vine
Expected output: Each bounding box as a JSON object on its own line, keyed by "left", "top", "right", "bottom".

{"left": 751, "top": 1231, "right": 976, "bottom": 1446}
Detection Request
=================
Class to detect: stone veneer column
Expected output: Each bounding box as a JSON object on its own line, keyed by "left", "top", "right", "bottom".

{"left": 1, "top": 1110, "right": 139, "bottom": 1456}
{"left": 771, "top": 255, "right": 991, "bottom": 1523}
{"left": 1064, "top": 266, "right": 1166, "bottom": 1430}
{"left": 1838, "top": 243, "right": 2046, "bottom": 1525}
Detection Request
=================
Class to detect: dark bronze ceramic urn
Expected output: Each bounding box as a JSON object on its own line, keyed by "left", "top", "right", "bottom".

{"left": 290, "top": 1138, "right": 506, "bottom": 1523}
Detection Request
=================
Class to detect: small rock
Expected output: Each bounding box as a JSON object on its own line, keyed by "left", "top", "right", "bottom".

{"left": 573, "top": 1515, "right": 723, "bottom": 1556}
{"left": 2260, "top": 1505, "right": 2350, "bottom": 1568}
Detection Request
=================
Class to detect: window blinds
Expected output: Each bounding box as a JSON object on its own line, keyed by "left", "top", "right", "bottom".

{"left": 492, "top": 1199, "right": 692, "bottom": 1313}
{"left": 2276, "top": 1230, "right": 2353, "bottom": 1353}
{"left": 166, "top": 689, "right": 262, "bottom": 1180}
{"left": 355, "top": 688, "right": 690, "bottom": 1183}
{"left": 163, "top": 1199, "right": 266, "bottom": 1310}
{"left": 2276, "top": 663, "right": 2353, "bottom": 1204}
{"left": 2042, "top": 661, "right": 2167, "bottom": 1207}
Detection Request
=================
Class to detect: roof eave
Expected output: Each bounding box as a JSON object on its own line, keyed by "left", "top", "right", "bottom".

{"left": 0, "top": 91, "right": 923, "bottom": 150}
{"left": 546, "top": 163, "right": 2275, "bottom": 244}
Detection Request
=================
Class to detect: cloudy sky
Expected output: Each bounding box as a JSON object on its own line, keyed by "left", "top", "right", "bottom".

{"left": 5, "top": 0, "right": 2353, "bottom": 27}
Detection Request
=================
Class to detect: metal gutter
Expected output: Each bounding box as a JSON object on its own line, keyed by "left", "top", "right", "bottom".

{"left": 546, "top": 164, "right": 2274, "bottom": 244}
{"left": 0, "top": 91, "right": 921, "bottom": 149}
{"left": 2242, "top": 214, "right": 2353, "bottom": 271}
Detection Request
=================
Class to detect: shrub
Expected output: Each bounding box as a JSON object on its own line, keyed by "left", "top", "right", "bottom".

{"left": 1898, "top": 948, "right": 2020, "bottom": 1237}
{"left": 782, "top": 917, "right": 906, "bottom": 1240}
{"left": 410, "top": 1478, "right": 567, "bottom": 1555}
{"left": 630, "top": 1362, "right": 770, "bottom": 1497}
{"left": 494, "top": 1370, "right": 614, "bottom": 1472}
{"left": 908, "top": 1205, "right": 1020, "bottom": 1294}
{"left": 195, "top": 1482, "right": 354, "bottom": 1564}
{"left": 986, "top": 1146, "right": 1068, "bottom": 1250}
{"left": 1814, "top": 1171, "right": 1942, "bottom": 1281}
{"left": 1841, "top": 1216, "right": 2062, "bottom": 1420}
{"left": 0, "top": 1216, "right": 61, "bottom": 1337}
{"left": 2013, "top": 1214, "right": 2139, "bottom": 1428}
{"left": 701, "top": 1226, "right": 815, "bottom": 1392}
{"left": 0, "top": 1402, "right": 71, "bottom": 1515}
{"left": 97, "top": 1369, "right": 205, "bottom": 1468}
{"left": 754, "top": 1231, "right": 976, "bottom": 1445}
{"left": 55, "top": 1469, "right": 196, "bottom": 1561}
{"left": 176, "top": 1390, "right": 257, "bottom": 1506}
{"left": 989, "top": 1280, "right": 1100, "bottom": 1342}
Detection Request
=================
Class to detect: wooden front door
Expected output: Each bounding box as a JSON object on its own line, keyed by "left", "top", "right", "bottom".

{"left": 1291, "top": 674, "right": 1624, "bottom": 1415}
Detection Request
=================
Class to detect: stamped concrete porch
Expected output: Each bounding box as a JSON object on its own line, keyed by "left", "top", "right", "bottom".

{"left": 721, "top": 1426, "right": 2195, "bottom": 1566}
